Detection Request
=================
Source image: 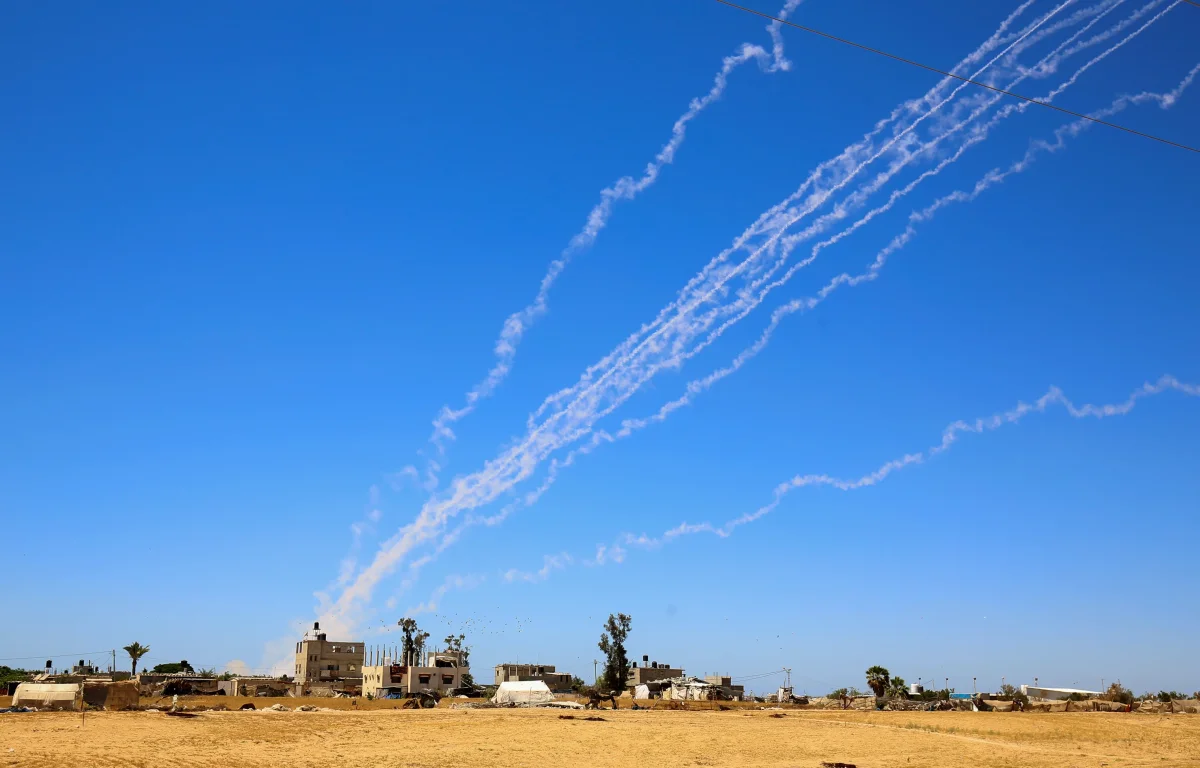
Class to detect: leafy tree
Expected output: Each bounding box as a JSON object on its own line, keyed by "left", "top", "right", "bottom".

{"left": 443, "top": 633, "right": 474, "bottom": 687}
{"left": 597, "top": 613, "right": 632, "bottom": 694}
{"left": 865, "top": 666, "right": 891, "bottom": 697}
{"left": 1158, "top": 691, "right": 1187, "bottom": 703}
{"left": 1102, "top": 682, "right": 1134, "bottom": 706}
{"left": 886, "top": 676, "right": 908, "bottom": 699}
{"left": 150, "top": 660, "right": 195, "bottom": 674}
{"left": 197, "top": 667, "right": 216, "bottom": 679}
{"left": 397, "top": 618, "right": 430, "bottom": 666}
{"left": 570, "top": 676, "right": 588, "bottom": 693}
{"left": 0, "top": 666, "right": 31, "bottom": 684}
{"left": 999, "top": 683, "right": 1029, "bottom": 707}
{"left": 123, "top": 642, "right": 150, "bottom": 676}
{"left": 829, "top": 687, "right": 850, "bottom": 698}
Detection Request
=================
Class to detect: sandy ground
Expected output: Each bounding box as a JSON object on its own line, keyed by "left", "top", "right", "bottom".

{"left": 2, "top": 706, "right": 1199, "bottom": 768}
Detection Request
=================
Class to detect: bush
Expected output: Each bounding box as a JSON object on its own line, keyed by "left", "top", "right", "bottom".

{"left": 1102, "top": 682, "right": 1134, "bottom": 706}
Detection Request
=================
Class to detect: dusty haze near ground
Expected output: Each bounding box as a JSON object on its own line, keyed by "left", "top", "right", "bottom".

{"left": 2, "top": 708, "right": 1199, "bottom": 768}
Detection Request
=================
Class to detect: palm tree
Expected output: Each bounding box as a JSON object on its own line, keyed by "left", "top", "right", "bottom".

{"left": 865, "top": 665, "right": 891, "bottom": 697}
{"left": 123, "top": 642, "right": 150, "bottom": 676}
{"left": 886, "top": 676, "right": 908, "bottom": 699}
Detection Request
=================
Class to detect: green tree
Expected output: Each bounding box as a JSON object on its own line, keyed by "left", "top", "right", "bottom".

{"left": 886, "top": 676, "right": 908, "bottom": 699}
{"left": 570, "top": 676, "right": 588, "bottom": 693}
{"left": 397, "top": 618, "right": 430, "bottom": 666}
{"left": 150, "top": 660, "right": 195, "bottom": 674}
{"left": 999, "top": 683, "right": 1029, "bottom": 706}
{"left": 865, "top": 666, "right": 890, "bottom": 697}
{"left": 597, "top": 613, "right": 632, "bottom": 694}
{"left": 197, "top": 667, "right": 216, "bottom": 679}
{"left": 0, "top": 666, "right": 31, "bottom": 684}
{"left": 123, "top": 642, "right": 150, "bottom": 676}
{"left": 444, "top": 633, "right": 474, "bottom": 687}
{"left": 1102, "top": 681, "right": 1133, "bottom": 705}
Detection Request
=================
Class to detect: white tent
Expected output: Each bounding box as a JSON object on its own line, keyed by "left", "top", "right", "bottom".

{"left": 12, "top": 683, "right": 81, "bottom": 711}
{"left": 634, "top": 684, "right": 650, "bottom": 700}
{"left": 491, "top": 680, "right": 553, "bottom": 705}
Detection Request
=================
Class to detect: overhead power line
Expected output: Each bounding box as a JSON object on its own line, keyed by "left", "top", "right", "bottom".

{"left": 712, "top": 0, "right": 1200, "bottom": 154}
{"left": 0, "top": 651, "right": 114, "bottom": 662}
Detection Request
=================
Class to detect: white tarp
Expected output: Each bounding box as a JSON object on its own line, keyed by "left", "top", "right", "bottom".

{"left": 491, "top": 680, "right": 553, "bottom": 705}
{"left": 634, "top": 684, "right": 650, "bottom": 700}
{"left": 12, "top": 683, "right": 81, "bottom": 711}
{"left": 662, "top": 678, "right": 715, "bottom": 701}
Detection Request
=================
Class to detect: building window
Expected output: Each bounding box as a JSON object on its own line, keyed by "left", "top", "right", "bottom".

{"left": 418, "top": 674, "right": 431, "bottom": 684}
{"left": 442, "top": 675, "right": 454, "bottom": 685}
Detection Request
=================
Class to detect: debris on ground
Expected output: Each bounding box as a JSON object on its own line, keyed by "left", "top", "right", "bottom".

{"left": 770, "top": 713, "right": 787, "bottom": 718}
{"left": 820, "top": 762, "right": 857, "bottom": 768}
{"left": 239, "top": 703, "right": 256, "bottom": 711}
{"left": 262, "top": 703, "right": 290, "bottom": 712}
{"left": 164, "top": 711, "right": 198, "bottom": 718}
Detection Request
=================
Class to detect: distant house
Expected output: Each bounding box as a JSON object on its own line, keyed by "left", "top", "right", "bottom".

{"left": 294, "top": 622, "right": 364, "bottom": 684}
{"left": 626, "top": 655, "right": 683, "bottom": 688}
{"left": 361, "top": 649, "right": 468, "bottom": 699}
{"left": 493, "top": 663, "right": 573, "bottom": 691}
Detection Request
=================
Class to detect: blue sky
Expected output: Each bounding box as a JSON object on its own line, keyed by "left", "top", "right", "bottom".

{"left": 2, "top": 0, "right": 1197, "bottom": 695}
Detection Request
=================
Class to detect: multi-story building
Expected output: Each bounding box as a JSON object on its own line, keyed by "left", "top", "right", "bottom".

{"left": 294, "top": 622, "right": 364, "bottom": 684}
{"left": 493, "top": 663, "right": 573, "bottom": 691}
{"left": 361, "top": 649, "right": 469, "bottom": 698}
{"left": 627, "top": 655, "right": 683, "bottom": 688}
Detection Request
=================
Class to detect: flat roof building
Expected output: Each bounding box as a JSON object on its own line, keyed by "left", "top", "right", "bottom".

{"left": 627, "top": 655, "right": 683, "bottom": 688}
{"left": 294, "top": 622, "right": 364, "bottom": 683}
{"left": 494, "top": 663, "right": 573, "bottom": 691}
{"left": 362, "top": 649, "right": 469, "bottom": 699}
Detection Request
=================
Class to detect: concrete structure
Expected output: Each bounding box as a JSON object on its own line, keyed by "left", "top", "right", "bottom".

{"left": 361, "top": 649, "right": 468, "bottom": 699}
{"left": 217, "top": 677, "right": 291, "bottom": 697}
{"left": 627, "top": 655, "right": 683, "bottom": 688}
{"left": 494, "top": 663, "right": 573, "bottom": 691}
{"left": 294, "top": 622, "right": 364, "bottom": 684}
{"left": 1021, "top": 685, "right": 1101, "bottom": 700}
{"left": 704, "top": 675, "right": 745, "bottom": 700}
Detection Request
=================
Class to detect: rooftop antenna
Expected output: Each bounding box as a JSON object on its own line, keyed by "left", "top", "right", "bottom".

{"left": 783, "top": 667, "right": 792, "bottom": 688}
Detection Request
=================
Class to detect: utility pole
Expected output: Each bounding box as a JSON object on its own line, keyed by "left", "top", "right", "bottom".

{"left": 593, "top": 659, "right": 598, "bottom": 685}
{"left": 783, "top": 667, "right": 792, "bottom": 688}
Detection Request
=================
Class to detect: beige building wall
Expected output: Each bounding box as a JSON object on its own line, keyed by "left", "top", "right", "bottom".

{"left": 293, "top": 623, "right": 364, "bottom": 683}
{"left": 361, "top": 663, "right": 464, "bottom": 698}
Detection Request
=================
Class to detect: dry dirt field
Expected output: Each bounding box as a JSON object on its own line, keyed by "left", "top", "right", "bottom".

{"left": 2, "top": 705, "right": 1199, "bottom": 768}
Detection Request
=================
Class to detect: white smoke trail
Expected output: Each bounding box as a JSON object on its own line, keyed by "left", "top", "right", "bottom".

{"left": 374, "top": 0, "right": 1124, "bottom": 608}
{"left": 317, "top": 1, "right": 1161, "bottom": 636}
{"left": 427, "top": 0, "right": 807, "bottom": 457}
{"left": 519, "top": 0, "right": 1076, "bottom": 452}
{"left": 494, "top": 374, "right": 1199, "bottom": 591}
{"left": 528, "top": 0, "right": 1050, "bottom": 427}
{"left": 611, "top": 55, "right": 1197, "bottom": 442}
{"left": 507, "top": 0, "right": 1147, "bottom": 467}
{"left": 675, "top": 376, "right": 1200, "bottom": 541}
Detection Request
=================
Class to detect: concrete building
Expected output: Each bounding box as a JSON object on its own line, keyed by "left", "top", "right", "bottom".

{"left": 361, "top": 649, "right": 469, "bottom": 699}
{"left": 703, "top": 675, "right": 745, "bottom": 700}
{"left": 627, "top": 655, "right": 683, "bottom": 688}
{"left": 294, "top": 622, "right": 364, "bottom": 684}
{"left": 493, "top": 663, "right": 573, "bottom": 691}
